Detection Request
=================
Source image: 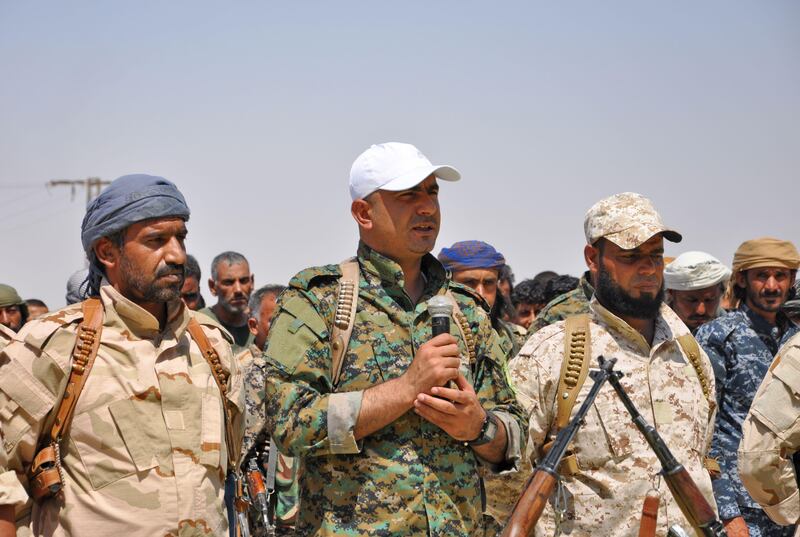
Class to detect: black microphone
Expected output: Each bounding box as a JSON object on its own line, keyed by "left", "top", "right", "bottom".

{"left": 428, "top": 295, "right": 452, "bottom": 337}
{"left": 427, "top": 296, "right": 458, "bottom": 392}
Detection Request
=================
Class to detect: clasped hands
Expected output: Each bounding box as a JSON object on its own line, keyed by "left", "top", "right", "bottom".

{"left": 402, "top": 333, "right": 486, "bottom": 442}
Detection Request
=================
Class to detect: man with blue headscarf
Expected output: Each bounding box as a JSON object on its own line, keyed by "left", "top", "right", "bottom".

{"left": 438, "top": 240, "right": 527, "bottom": 537}
{"left": 0, "top": 174, "right": 243, "bottom": 537}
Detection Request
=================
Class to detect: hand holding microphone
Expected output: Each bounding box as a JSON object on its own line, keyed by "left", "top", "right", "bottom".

{"left": 428, "top": 296, "right": 459, "bottom": 392}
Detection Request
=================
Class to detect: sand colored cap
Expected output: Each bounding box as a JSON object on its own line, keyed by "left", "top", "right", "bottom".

{"left": 732, "top": 237, "right": 800, "bottom": 273}
{"left": 584, "top": 192, "right": 682, "bottom": 249}
{"left": 349, "top": 142, "right": 461, "bottom": 201}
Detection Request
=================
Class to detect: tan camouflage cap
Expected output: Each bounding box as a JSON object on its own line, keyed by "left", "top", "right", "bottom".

{"left": 584, "top": 192, "right": 682, "bottom": 249}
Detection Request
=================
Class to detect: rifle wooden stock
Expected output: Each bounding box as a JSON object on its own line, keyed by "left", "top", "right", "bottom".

{"left": 663, "top": 467, "right": 721, "bottom": 535}
{"left": 501, "top": 468, "right": 558, "bottom": 537}
{"left": 606, "top": 367, "right": 726, "bottom": 537}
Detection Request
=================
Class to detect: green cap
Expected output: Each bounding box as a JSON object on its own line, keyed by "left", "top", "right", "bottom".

{"left": 0, "top": 284, "right": 24, "bottom": 308}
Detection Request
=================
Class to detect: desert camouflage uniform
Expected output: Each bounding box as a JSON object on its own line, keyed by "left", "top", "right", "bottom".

{"left": 0, "top": 323, "right": 15, "bottom": 351}
{"left": 528, "top": 272, "right": 593, "bottom": 334}
{"left": 739, "top": 332, "right": 800, "bottom": 530}
{"left": 696, "top": 304, "right": 799, "bottom": 535}
{"left": 264, "top": 242, "right": 526, "bottom": 536}
{"left": 240, "top": 344, "right": 299, "bottom": 532}
{"left": 507, "top": 298, "right": 718, "bottom": 536}
{"left": 483, "top": 318, "right": 528, "bottom": 537}
{"left": 0, "top": 285, "right": 244, "bottom": 537}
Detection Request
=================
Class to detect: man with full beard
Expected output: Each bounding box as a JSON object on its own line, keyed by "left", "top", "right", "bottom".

{"left": 696, "top": 238, "right": 799, "bottom": 537}
{"left": 0, "top": 174, "right": 243, "bottom": 536}
{"left": 507, "top": 192, "right": 719, "bottom": 536}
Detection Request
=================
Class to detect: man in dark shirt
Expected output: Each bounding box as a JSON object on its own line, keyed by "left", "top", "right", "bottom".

{"left": 200, "top": 250, "right": 255, "bottom": 352}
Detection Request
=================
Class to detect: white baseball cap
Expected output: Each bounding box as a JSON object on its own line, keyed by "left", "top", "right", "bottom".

{"left": 349, "top": 142, "right": 461, "bottom": 201}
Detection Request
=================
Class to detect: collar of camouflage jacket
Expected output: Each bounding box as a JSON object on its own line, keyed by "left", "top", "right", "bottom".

{"left": 589, "top": 296, "right": 678, "bottom": 357}
{"left": 579, "top": 271, "right": 595, "bottom": 301}
{"left": 99, "top": 284, "right": 190, "bottom": 341}
{"left": 356, "top": 241, "right": 447, "bottom": 306}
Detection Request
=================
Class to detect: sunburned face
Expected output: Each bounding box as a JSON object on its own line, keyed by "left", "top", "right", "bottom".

{"left": 0, "top": 305, "right": 23, "bottom": 331}
{"left": 737, "top": 267, "right": 796, "bottom": 317}
{"left": 98, "top": 217, "right": 188, "bottom": 305}
{"left": 210, "top": 262, "right": 253, "bottom": 316}
{"left": 181, "top": 276, "right": 203, "bottom": 310}
{"left": 668, "top": 285, "right": 723, "bottom": 332}
{"left": 514, "top": 302, "right": 539, "bottom": 329}
{"left": 355, "top": 175, "right": 441, "bottom": 266}
{"left": 452, "top": 268, "right": 499, "bottom": 308}
{"left": 588, "top": 235, "right": 665, "bottom": 320}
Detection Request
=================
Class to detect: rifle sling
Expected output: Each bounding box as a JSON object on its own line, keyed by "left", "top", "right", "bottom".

{"left": 48, "top": 297, "right": 104, "bottom": 444}
{"left": 186, "top": 318, "right": 239, "bottom": 471}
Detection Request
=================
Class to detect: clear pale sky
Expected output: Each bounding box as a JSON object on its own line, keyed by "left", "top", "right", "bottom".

{"left": 1, "top": 1, "right": 798, "bottom": 309}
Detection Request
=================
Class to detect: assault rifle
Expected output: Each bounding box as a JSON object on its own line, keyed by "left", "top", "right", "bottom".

{"left": 243, "top": 440, "right": 279, "bottom": 537}
{"left": 606, "top": 369, "right": 727, "bottom": 537}
{"left": 501, "top": 356, "right": 618, "bottom": 537}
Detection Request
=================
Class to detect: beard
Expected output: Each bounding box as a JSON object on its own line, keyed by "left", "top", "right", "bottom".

{"left": 119, "top": 254, "right": 184, "bottom": 303}
{"left": 595, "top": 265, "right": 664, "bottom": 320}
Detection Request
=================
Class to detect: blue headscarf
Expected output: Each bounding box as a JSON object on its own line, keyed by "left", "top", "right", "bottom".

{"left": 81, "top": 174, "right": 190, "bottom": 295}
{"left": 438, "top": 240, "right": 506, "bottom": 273}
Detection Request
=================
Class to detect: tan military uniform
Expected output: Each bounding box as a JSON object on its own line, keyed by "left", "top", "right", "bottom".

{"left": 739, "top": 332, "right": 800, "bottom": 526}
{"left": 508, "top": 298, "right": 718, "bottom": 536}
{"left": 0, "top": 285, "right": 243, "bottom": 537}
{"left": 0, "top": 323, "right": 15, "bottom": 351}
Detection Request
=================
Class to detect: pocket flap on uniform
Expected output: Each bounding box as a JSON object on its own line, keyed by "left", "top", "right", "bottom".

{"left": 772, "top": 355, "right": 800, "bottom": 396}
{"left": 108, "top": 398, "right": 169, "bottom": 472}
{"left": 0, "top": 360, "right": 53, "bottom": 421}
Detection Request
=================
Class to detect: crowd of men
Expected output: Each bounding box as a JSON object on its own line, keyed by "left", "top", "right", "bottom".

{"left": 0, "top": 142, "right": 798, "bottom": 537}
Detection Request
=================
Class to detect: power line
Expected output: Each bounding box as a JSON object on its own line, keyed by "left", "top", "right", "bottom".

{"left": 47, "top": 177, "right": 110, "bottom": 204}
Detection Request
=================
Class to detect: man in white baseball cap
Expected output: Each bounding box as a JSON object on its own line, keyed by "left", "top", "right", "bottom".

{"left": 665, "top": 251, "right": 732, "bottom": 333}
{"left": 263, "top": 142, "right": 525, "bottom": 536}
{"left": 348, "top": 141, "right": 460, "bottom": 201}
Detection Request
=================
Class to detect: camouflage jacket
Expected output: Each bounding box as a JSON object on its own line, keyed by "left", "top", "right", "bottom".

{"left": 263, "top": 242, "right": 526, "bottom": 536}
{"left": 508, "top": 298, "right": 717, "bottom": 536}
{"left": 496, "top": 319, "right": 526, "bottom": 359}
{"left": 240, "top": 344, "right": 299, "bottom": 528}
{"left": 0, "top": 323, "right": 14, "bottom": 351}
{"left": 695, "top": 304, "right": 800, "bottom": 520}
{"left": 739, "top": 332, "right": 800, "bottom": 526}
{"left": 0, "top": 285, "right": 244, "bottom": 537}
{"left": 528, "top": 271, "right": 593, "bottom": 334}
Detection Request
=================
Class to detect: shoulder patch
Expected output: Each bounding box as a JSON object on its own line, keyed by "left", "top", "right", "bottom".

{"left": 280, "top": 295, "right": 328, "bottom": 339}
{"left": 18, "top": 303, "right": 84, "bottom": 350}
{"left": 448, "top": 281, "right": 491, "bottom": 312}
{"left": 289, "top": 264, "right": 342, "bottom": 290}
{"left": 191, "top": 310, "right": 235, "bottom": 344}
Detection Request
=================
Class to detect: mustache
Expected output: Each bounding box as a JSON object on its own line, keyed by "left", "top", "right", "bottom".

{"left": 410, "top": 217, "right": 438, "bottom": 227}
{"left": 155, "top": 263, "right": 185, "bottom": 278}
{"left": 760, "top": 289, "right": 783, "bottom": 298}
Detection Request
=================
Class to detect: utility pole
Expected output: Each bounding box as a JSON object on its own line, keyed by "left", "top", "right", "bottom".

{"left": 47, "top": 177, "right": 110, "bottom": 203}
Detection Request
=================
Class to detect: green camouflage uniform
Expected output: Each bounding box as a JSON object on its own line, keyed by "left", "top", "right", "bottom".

{"left": 239, "top": 344, "right": 299, "bottom": 532}
{"left": 482, "top": 318, "right": 528, "bottom": 537}
{"left": 0, "top": 285, "right": 244, "bottom": 537}
{"left": 528, "top": 272, "right": 593, "bottom": 334}
{"left": 264, "top": 242, "right": 526, "bottom": 536}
